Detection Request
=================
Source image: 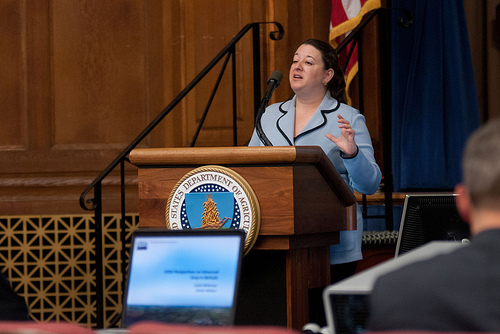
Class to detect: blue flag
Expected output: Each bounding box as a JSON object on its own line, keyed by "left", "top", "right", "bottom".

{"left": 391, "top": 0, "right": 480, "bottom": 191}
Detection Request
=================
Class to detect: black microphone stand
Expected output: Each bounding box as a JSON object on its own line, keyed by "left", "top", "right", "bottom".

{"left": 255, "top": 71, "right": 282, "bottom": 146}
{"left": 255, "top": 97, "right": 273, "bottom": 146}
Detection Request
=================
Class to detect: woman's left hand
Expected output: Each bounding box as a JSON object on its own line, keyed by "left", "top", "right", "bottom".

{"left": 325, "top": 114, "right": 357, "bottom": 157}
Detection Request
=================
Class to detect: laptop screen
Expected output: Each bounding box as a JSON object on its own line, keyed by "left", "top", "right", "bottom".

{"left": 122, "top": 229, "right": 245, "bottom": 327}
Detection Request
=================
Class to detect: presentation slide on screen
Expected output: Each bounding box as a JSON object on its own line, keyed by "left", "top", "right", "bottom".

{"left": 126, "top": 235, "right": 240, "bottom": 308}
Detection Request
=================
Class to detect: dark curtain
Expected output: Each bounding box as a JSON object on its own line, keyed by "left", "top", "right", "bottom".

{"left": 391, "top": 0, "right": 480, "bottom": 191}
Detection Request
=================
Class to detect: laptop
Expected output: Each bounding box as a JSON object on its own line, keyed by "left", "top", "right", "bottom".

{"left": 121, "top": 229, "right": 245, "bottom": 327}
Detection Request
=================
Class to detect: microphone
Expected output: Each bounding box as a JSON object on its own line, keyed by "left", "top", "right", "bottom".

{"left": 255, "top": 71, "right": 283, "bottom": 146}
{"left": 262, "top": 71, "right": 283, "bottom": 105}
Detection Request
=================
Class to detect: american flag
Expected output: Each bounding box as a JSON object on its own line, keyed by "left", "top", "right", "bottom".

{"left": 329, "top": 0, "right": 381, "bottom": 104}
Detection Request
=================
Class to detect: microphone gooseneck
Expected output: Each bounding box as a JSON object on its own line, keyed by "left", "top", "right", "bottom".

{"left": 256, "top": 71, "right": 283, "bottom": 146}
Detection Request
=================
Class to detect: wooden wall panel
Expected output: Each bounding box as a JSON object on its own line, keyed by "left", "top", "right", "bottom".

{"left": 0, "top": 0, "right": 359, "bottom": 217}
{"left": 0, "top": 1, "right": 166, "bottom": 215}
{"left": 160, "top": 0, "right": 182, "bottom": 147}
{"left": 182, "top": 0, "right": 241, "bottom": 146}
{"left": 0, "top": 0, "right": 165, "bottom": 171}
{"left": 178, "top": 0, "right": 269, "bottom": 147}
{"left": 51, "top": 1, "right": 149, "bottom": 148}
{"left": 0, "top": 1, "right": 26, "bottom": 150}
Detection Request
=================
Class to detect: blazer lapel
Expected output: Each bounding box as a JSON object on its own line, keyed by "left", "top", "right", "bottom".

{"left": 276, "top": 98, "right": 295, "bottom": 145}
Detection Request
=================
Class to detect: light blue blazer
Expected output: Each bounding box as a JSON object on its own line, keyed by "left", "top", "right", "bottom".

{"left": 248, "top": 93, "right": 382, "bottom": 264}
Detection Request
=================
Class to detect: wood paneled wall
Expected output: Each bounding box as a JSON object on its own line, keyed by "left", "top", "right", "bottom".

{"left": 0, "top": 0, "right": 343, "bottom": 216}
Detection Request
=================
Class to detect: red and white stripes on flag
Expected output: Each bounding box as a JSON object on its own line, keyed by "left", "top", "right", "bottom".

{"left": 330, "top": 0, "right": 381, "bottom": 105}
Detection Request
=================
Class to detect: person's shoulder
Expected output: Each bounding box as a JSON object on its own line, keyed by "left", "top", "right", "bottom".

{"left": 337, "top": 101, "right": 359, "bottom": 113}
{"left": 374, "top": 258, "right": 431, "bottom": 287}
{"left": 332, "top": 103, "right": 364, "bottom": 126}
{"left": 321, "top": 93, "right": 357, "bottom": 113}
{"left": 375, "top": 246, "right": 473, "bottom": 290}
{"left": 324, "top": 98, "right": 360, "bottom": 118}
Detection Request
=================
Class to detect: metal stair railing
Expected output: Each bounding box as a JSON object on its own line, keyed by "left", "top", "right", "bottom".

{"left": 79, "top": 21, "right": 284, "bottom": 328}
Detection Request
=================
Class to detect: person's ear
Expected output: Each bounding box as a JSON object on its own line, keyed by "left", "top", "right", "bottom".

{"left": 324, "top": 68, "right": 334, "bottom": 84}
{"left": 454, "top": 183, "right": 471, "bottom": 223}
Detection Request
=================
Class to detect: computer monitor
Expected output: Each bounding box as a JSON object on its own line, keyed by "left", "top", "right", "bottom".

{"left": 395, "top": 194, "right": 470, "bottom": 257}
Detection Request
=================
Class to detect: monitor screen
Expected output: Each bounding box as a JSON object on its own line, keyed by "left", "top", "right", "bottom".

{"left": 122, "top": 229, "right": 244, "bottom": 327}
{"left": 328, "top": 293, "right": 370, "bottom": 334}
{"left": 395, "top": 194, "right": 470, "bottom": 257}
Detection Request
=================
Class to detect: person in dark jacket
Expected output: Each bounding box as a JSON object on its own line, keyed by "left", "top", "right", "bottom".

{"left": 368, "top": 119, "right": 500, "bottom": 332}
{"left": 0, "top": 272, "right": 30, "bottom": 320}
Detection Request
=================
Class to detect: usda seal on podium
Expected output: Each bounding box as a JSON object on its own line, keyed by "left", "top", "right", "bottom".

{"left": 166, "top": 165, "right": 260, "bottom": 255}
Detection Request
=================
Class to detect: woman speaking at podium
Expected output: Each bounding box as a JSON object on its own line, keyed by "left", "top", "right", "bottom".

{"left": 248, "top": 39, "right": 382, "bottom": 281}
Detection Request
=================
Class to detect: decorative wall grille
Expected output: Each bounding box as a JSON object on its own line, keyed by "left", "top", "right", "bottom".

{"left": 0, "top": 214, "right": 139, "bottom": 328}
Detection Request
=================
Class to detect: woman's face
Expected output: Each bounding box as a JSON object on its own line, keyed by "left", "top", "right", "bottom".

{"left": 289, "top": 43, "right": 333, "bottom": 97}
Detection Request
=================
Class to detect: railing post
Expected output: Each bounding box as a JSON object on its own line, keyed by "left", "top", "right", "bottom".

{"left": 252, "top": 24, "right": 262, "bottom": 119}
{"left": 380, "top": 5, "right": 394, "bottom": 230}
{"left": 93, "top": 182, "right": 104, "bottom": 329}
{"left": 231, "top": 45, "right": 238, "bottom": 146}
{"left": 120, "top": 161, "right": 127, "bottom": 299}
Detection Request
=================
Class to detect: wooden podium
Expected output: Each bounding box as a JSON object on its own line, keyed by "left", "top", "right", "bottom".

{"left": 129, "top": 146, "right": 356, "bottom": 330}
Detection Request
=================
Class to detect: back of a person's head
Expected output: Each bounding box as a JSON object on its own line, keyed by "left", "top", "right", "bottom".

{"left": 463, "top": 118, "right": 500, "bottom": 207}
